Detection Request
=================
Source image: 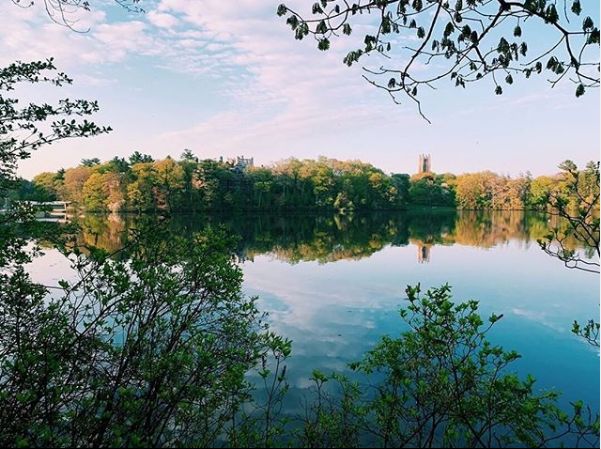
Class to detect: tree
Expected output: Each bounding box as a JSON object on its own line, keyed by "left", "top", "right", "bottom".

{"left": 529, "top": 175, "right": 558, "bottom": 209}
{"left": 249, "top": 167, "right": 275, "bottom": 209}
{"left": 278, "top": 0, "right": 599, "bottom": 120}
{"left": 409, "top": 172, "right": 454, "bottom": 206}
{"left": 127, "top": 162, "right": 156, "bottom": 213}
{"left": 455, "top": 172, "right": 490, "bottom": 209}
{"left": 0, "top": 224, "right": 277, "bottom": 447}
{"left": 0, "top": 59, "right": 112, "bottom": 446}
{"left": 536, "top": 161, "right": 600, "bottom": 348}
{"left": 81, "top": 157, "right": 101, "bottom": 167}
{"left": 0, "top": 60, "right": 109, "bottom": 199}
{"left": 107, "top": 156, "right": 129, "bottom": 173}
{"left": 153, "top": 157, "right": 184, "bottom": 212}
{"left": 538, "top": 160, "right": 600, "bottom": 274}
{"left": 391, "top": 173, "right": 411, "bottom": 204}
{"left": 129, "top": 151, "right": 154, "bottom": 165}
{"left": 179, "top": 151, "right": 200, "bottom": 212}
{"left": 80, "top": 170, "right": 125, "bottom": 212}
{"left": 82, "top": 172, "right": 108, "bottom": 211}
{"left": 62, "top": 166, "right": 93, "bottom": 205}
{"left": 300, "top": 284, "right": 600, "bottom": 448}
{"left": 180, "top": 148, "right": 198, "bottom": 163}
{"left": 0, "top": 59, "right": 110, "bottom": 269}
{"left": 31, "top": 172, "right": 61, "bottom": 201}
{"left": 454, "top": 171, "right": 532, "bottom": 210}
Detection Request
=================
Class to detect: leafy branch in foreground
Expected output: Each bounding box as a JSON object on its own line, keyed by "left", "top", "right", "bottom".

{"left": 0, "top": 58, "right": 111, "bottom": 281}
{"left": 0, "top": 58, "right": 284, "bottom": 448}
{"left": 0, "top": 59, "right": 111, "bottom": 197}
{"left": 8, "top": 0, "right": 143, "bottom": 31}
{"left": 535, "top": 160, "right": 599, "bottom": 349}
{"left": 572, "top": 320, "right": 600, "bottom": 348}
{"left": 0, "top": 223, "right": 278, "bottom": 447}
{"left": 278, "top": 0, "right": 600, "bottom": 121}
{"left": 299, "top": 284, "right": 599, "bottom": 448}
{"left": 538, "top": 160, "right": 600, "bottom": 274}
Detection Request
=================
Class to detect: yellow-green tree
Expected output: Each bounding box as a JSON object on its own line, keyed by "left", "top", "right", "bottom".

{"left": 154, "top": 157, "right": 184, "bottom": 212}
{"left": 82, "top": 172, "right": 108, "bottom": 211}
{"left": 32, "top": 172, "right": 61, "bottom": 200}
{"left": 127, "top": 162, "right": 156, "bottom": 213}
{"left": 63, "top": 166, "right": 93, "bottom": 206}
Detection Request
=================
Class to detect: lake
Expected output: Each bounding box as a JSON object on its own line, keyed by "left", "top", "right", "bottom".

{"left": 27, "top": 210, "right": 600, "bottom": 416}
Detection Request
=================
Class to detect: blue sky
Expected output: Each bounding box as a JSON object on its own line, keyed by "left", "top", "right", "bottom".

{"left": 2, "top": 0, "right": 598, "bottom": 179}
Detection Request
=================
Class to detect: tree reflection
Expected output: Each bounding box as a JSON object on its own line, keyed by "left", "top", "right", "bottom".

{"left": 65, "top": 210, "right": 589, "bottom": 265}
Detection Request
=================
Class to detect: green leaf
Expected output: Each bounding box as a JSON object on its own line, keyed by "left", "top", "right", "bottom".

{"left": 520, "top": 42, "right": 528, "bottom": 56}
{"left": 583, "top": 16, "right": 594, "bottom": 31}
{"left": 276, "top": 4, "right": 288, "bottom": 16}
{"left": 545, "top": 5, "right": 558, "bottom": 23}
{"left": 316, "top": 19, "right": 328, "bottom": 34}
{"left": 444, "top": 22, "right": 455, "bottom": 37}
{"left": 317, "top": 38, "right": 330, "bottom": 51}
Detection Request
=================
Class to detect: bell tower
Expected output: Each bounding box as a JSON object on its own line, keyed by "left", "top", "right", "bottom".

{"left": 418, "top": 154, "right": 431, "bottom": 174}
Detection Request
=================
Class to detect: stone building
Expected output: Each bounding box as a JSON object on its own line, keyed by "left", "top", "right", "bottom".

{"left": 418, "top": 154, "right": 431, "bottom": 174}
{"left": 229, "top": 156, "right": 254, "bottom": 172}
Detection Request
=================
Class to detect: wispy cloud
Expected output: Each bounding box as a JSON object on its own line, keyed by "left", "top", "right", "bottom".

{"left": 3, "top": 0, "right": 598, "bottom": 179}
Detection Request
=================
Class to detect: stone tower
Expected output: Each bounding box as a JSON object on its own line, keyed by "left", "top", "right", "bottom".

{"left": 418, "top": 154, "right": 431, "bottom": 174}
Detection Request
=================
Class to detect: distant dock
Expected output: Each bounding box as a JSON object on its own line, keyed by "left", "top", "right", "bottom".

{"left": 1, "top": 200, "right": 71, "bottom": 222}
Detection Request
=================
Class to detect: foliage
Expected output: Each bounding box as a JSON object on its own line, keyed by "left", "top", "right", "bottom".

{"left": 0, "top": 221, "right": 282, "bottom": 447}
{"left": 278, "top": 0, "right": 599, "bottom": 120}
{"left": 0, "top": 59, "right": 110, "bottom": 199}
{"left": 0, "top": 58, "right": 110, "bottom": 287}
{"left": 299, "top": 284, "right": 600, "bottom": 448}
{"left": 17, "top": 155, "right": 598, "bottom": 214}
{"left": 128, "top": 151, "right": 154, "bottom": 164}
{"left": 454, "top": 171, "right": 531, "bottom": 210}
{"left": 538, "top": 160, "right": 600, "bottom": 274}
{"left": 15, "top": 156, "right": 415, "bottom": 213}
{"left": 0, "top": 59, "right": 284, "bottom": 448}
{"left": 409, "top": 172, "right": 455, "bottom": 206}
{"left": 572, "top": 320, "right": 600, "bottom": 348}
{"left": 535, "top": 161, "right": 600, "bottom": 349}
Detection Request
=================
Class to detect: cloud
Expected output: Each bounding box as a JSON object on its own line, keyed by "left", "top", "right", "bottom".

{"left": 146, "top": 10, "right": 179, "bottom": 29}
{"left": 7, "top": 0, "right": 597, "bottom": 180}
{"left": 140, "top": 0, "right": 411, "bottom": 160}
{"left": 0, "top": 2, "right": 154, "bottom": 67}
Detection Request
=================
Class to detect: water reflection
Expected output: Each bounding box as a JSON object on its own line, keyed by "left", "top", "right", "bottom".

{"left": 70, "top": 210, "right": 582, "bottom": 265}
{"left": 27, "top": 209, "right": 599, "bottom": 426}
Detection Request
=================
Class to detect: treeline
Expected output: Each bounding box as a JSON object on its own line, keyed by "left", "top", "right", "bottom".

{"left": 13, "top": 152, "right": 410, "bottom": 212}
{"left": 9, "top": 152, "right": 599, "bottom": 213}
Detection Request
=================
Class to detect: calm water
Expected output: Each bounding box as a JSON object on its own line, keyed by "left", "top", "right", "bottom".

{"left": 28, "top": 210, "right": 600, "bottom": 414}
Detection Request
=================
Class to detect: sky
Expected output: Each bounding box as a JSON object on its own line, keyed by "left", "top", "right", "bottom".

{"left": 1, "top": 0, "right": 599, "bottom": 179}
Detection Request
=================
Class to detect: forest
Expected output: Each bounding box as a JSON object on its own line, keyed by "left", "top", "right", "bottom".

{"left": 9, "top": 152, "right": 599, "bottom": 213}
